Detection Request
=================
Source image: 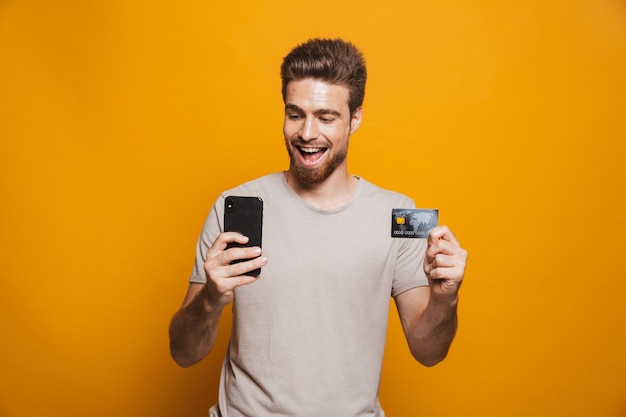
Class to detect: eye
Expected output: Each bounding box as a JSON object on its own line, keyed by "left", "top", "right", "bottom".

{"left": 287, "top": 113, "right": 301, "bottom": 121}
{"left": 320, "top": 117, "right": 334, "bottom": 123}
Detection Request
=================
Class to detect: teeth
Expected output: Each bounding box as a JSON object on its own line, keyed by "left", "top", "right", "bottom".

{"left": 300, "top": 147, "right": 322, "bottom": 153}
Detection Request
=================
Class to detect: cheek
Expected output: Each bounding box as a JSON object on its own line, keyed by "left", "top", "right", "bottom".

{"left": 282, "top": 122, "right": 292, "bottom": 139}
{"left": 322, "top": 125, "right": 350, "bottom": 143}
{"left": 283, "top": 120, "right": 299, "bottom": 139}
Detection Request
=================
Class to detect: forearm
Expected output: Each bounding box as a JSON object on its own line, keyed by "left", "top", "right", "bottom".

{"left": 169, "top": 287, "right": 224, "bottom": 368}
{"left": 406, "top": 295, "right": 458, "bottom": 367}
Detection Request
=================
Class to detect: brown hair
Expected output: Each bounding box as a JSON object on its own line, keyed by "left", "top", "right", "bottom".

{"left": 280, "top": 38, "right": 367, "bottom": 115}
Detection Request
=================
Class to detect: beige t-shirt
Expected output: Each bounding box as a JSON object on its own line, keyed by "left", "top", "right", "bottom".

{"left": 191, "top": 173, "right": 428, "bottom": 417}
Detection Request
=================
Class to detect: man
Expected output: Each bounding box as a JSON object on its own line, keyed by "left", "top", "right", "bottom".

{"left": 169, "top": 38, "right": 468, "bottom": 417}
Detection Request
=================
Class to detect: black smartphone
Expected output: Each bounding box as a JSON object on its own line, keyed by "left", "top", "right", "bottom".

{"left": 224, "top": 196, "right": 264, "bottom": 276}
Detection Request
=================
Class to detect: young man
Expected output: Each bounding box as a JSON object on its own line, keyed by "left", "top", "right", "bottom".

{"left": 169, "top": 38, "right": 468, "bottom": 417}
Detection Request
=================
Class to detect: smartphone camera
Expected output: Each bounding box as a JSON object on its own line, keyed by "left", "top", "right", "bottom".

{"left": 226, "top": 198, "right": 234, "bottom": 213}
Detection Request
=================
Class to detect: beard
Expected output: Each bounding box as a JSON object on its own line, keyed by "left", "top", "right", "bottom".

{"left": 285, "top": 139, "right": 349, "bottom": 186}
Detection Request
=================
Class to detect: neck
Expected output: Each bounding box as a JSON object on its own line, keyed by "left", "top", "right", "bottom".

{"left": 284, "top": 168, "right": 359, "bottom": 210}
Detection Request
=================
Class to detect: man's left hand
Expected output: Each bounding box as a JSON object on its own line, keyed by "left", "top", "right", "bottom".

{"left": 423, "top": 225, "right": 468, "bottom": 301}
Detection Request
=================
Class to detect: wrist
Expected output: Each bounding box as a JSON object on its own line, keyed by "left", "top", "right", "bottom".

{"left": 198, "top": 284, "right": 228, "bottom": 312}
{"left": 429, "top": 290, "right": 459, "bottom": 309}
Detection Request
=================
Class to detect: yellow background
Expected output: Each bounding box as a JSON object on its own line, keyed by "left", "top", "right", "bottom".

{"left": 1, "top": 1, "right": 625, "bottom": 416}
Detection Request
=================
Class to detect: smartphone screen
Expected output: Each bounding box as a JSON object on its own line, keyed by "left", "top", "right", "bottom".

{"left": 224, "top": 196, "right": 263, "bottom": 276}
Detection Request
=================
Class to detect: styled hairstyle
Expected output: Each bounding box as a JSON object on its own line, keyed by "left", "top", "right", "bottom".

{"left": 280, "top": 38, "right": 367, "bottom": 115}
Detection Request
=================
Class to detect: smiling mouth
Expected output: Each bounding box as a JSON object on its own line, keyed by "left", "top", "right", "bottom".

{"left": 297, "top": 146, "right": 327, "bottom": 164}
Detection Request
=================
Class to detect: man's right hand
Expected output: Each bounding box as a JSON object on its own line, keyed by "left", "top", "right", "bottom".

{"left": 203, "top": 231, "right": 268, "bottom": 307}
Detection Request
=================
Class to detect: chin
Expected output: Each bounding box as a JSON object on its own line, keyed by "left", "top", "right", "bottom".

{"left": 292, "top": 165, "right": 332, "bottom": 185}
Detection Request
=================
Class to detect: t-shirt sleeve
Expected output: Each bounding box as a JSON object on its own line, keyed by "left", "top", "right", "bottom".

{"left": 189, "top": 196, "right": 225, "bottom": 284}
{"left": 390, "top": 196, "right": 429, "bottom": 297}
{"left": 391, "top": 237, "right": 429, "bottom": 297}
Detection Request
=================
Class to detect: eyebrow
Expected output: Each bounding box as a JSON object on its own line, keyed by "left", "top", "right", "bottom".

{"left": 285, "top": 104, "right": 342, "bottom": 117}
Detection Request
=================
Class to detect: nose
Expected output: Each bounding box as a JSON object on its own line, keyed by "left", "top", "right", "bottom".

{"left": 299, "top": 117, "right": 319, "bottom": 142}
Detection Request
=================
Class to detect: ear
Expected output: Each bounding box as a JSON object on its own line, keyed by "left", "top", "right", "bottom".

{"left": 350, "top": 107, "right": 363, "bottom": 134}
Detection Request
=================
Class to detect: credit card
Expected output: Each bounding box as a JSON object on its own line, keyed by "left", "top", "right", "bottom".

{"left": 391, "top": 208, "right": 438, "bottom": 238}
